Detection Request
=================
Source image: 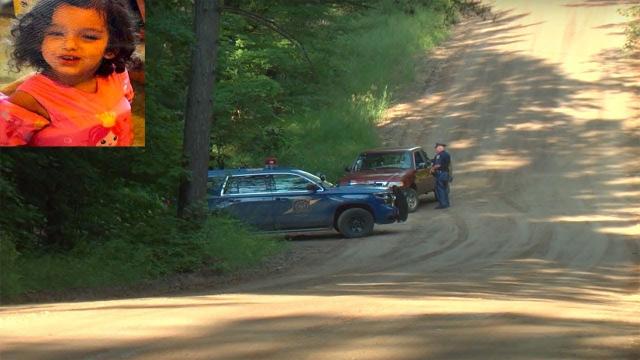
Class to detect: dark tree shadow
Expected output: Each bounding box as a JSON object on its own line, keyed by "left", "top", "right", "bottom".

{"left": 3, "top": 312, "right": 638, "bottom": 359}
{"left": 564, "top": 0, "right": 640, "bottom": 7}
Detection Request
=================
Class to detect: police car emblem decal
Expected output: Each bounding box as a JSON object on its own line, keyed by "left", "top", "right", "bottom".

{"left": 293, "top": 199, "right": 310, "bottom": 212}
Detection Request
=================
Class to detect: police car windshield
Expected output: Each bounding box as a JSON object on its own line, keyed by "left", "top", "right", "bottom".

{"left": 355, "top": 152, "right": 412, "bottom": 170}
{"left": 297, "top": 170, "right": 334, "bottom": 188}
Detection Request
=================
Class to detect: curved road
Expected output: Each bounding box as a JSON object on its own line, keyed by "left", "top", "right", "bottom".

{"left": 2, "top": 1, "right": 639, "bottom": 359}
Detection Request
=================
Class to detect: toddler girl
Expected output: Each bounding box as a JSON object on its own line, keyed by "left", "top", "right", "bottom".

{"left": 0, "top": 0, "right": 137, "bottom": 146}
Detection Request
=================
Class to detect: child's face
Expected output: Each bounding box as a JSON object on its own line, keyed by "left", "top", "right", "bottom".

{"left": 96, "top": 130, "right": 118, "bottom": 146}
{"left": 41, "top": 4, "right": 111, "bottom": 85}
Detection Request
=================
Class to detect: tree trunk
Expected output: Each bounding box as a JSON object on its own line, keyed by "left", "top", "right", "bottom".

{"left": 177, "top": 0, "right": 220, "bottom": 218}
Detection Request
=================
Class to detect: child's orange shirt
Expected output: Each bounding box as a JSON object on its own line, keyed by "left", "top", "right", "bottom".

{"left": 0, "top": 70, "right": 134, "bottom": 146}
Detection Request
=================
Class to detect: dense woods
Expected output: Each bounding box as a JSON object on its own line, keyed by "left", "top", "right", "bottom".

{"left": 0, "top": 0, "right": 482, "bottom": 301}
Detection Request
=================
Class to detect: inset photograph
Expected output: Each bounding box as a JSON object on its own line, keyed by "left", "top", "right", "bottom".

{"left": 0, "top": 0, "right": 145, "bottom": 146}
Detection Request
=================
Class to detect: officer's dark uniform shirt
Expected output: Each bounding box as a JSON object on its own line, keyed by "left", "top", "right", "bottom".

{"left": 433, "top": 151, "right": 451, "bottom": 173}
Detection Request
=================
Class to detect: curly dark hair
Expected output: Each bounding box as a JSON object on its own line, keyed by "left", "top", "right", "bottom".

{"left": 10, "top": 0, "right": 137, "bottom": 76}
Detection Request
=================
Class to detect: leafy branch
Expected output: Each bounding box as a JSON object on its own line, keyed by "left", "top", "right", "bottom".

{"left": 620, "top": 6, "right": 640, "bottom": 51}
{"left": 221, "top": 6, "right": 315, "bottom": 73}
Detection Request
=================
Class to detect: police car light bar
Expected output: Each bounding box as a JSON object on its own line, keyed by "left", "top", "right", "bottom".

{"left": 265, "top": 157, "right": 277, "bottom": 169}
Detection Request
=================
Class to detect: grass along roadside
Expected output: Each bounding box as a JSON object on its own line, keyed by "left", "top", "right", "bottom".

{"left": 277, "top": 2, "right": 452, "bottom": 181}
{"left": 1, "top": 217, "right": 285, "bottom": 304}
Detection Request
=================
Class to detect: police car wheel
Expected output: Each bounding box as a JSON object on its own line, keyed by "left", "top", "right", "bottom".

{"left": 337, "top": 208, "right": 374, "bottom": 238}
{"left": 405, "top": 188, "right": 419, "bottom": 213}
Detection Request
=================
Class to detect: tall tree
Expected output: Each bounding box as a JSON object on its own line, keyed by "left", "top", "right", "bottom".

{"left": 178, "top": 0, "right": 220, "bottom": 218}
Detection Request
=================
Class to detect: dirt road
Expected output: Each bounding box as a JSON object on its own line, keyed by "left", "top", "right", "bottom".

{"left": 1, "top": 1, "right": 639, "bottom": 359}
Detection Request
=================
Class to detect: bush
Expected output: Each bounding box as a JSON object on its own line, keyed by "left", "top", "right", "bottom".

{"left": 2, "top": 215, "right": 283, "bottom": 303}
{"left": 621, "top": 6, "right": 640, "bottom": 51}
{"left": 195, "top": 216, "right": 284, "bottom": 273}
{"left": 0, "top": 235, "right": 22, "bottom": 302}
{"left": 16, "top": 239, "right": 160, "bottom": 293}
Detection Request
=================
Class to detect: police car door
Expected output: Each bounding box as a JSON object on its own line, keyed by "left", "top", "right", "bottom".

{"left": 220, "top": 174, "right": 275, "bottom": 230}
{"left": 272, "top": 174, "right": 332, "bottom": 230}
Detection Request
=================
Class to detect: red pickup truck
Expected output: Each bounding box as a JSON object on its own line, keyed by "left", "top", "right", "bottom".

{"left": 339, "top": 146, "right": 436, "bottom": 212}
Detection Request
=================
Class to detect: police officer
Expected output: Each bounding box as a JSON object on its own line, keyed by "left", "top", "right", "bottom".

{"left": 431, "top": 142, "right": 451, "bottom": 209}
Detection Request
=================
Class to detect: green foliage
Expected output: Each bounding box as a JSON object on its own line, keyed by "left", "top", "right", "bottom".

{"left": 0, "top": 154, "right": 43, "bottom": 250}
{"left": 621, "top": 6, "right": 640, "bottom": 51}
{"left": 1, "top": 0, "right": 461, "bottom": 301}
{"left": 0, "top": 235, "right": 22, "bottom": 301}
{"left": 212, "top": 0, "right": 453, "bottom": 181}
{"left": 16, "top": 239, "right": 160, "bottom": 293}
{"left": 2, "top": 216, "right": 283, "bottom": 302}
{"left": 0, "top": 0, "right": 192, "bottom": 300}
{"left": 193, "top": 216, "right": 284, "bottom": 272}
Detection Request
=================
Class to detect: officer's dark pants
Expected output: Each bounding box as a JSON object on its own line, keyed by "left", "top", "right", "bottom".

{"left": 435, "top": 171, "right": 450, "bottom": 207}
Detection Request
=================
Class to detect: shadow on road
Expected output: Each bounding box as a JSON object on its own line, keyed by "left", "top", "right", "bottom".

{"left": 3, "top": 310, "right": 638, "bottom": 359}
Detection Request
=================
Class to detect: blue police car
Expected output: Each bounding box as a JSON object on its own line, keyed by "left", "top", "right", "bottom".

{"left": 207, "top": 166, "right": 407, "bottom": 238}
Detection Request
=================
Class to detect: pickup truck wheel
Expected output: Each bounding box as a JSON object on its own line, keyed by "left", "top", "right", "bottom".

{"left": 337, "top": 208, "right": 374, "bottom": 238}
{"left": 405, "top": 188, "right": 419, "bottom": 213}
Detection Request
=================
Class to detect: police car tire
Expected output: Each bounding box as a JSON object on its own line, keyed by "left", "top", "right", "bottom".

{"left": 405, "top": 188, "right": 419, "bottom": 213}
{"left": 337, "top": 208, "right": 374, "bottom": 238}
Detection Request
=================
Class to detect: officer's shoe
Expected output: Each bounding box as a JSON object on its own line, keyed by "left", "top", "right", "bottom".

{"left": 435, "top": 205, "right": 449, "bottom": 209}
